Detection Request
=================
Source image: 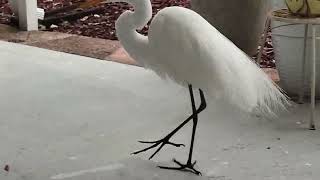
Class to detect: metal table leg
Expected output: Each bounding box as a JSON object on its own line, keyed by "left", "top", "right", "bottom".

{"left": 310, "top": 24, "right": 316, "bottom": 130}
{"left": 299, "top": 24, "right": 309, "bottom": 104}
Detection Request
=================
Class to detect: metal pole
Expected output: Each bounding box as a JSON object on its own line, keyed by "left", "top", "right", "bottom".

{"left": 298, "top": 24, "right": 309, "bottom": 104}
{"left": 310, "top": 25, "right": 316, "bottom": 130}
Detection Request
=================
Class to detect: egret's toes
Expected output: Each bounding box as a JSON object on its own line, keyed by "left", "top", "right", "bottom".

{"left": 158, "top": 158, "right": 202, "bottom": 176}
{"left": 138, "top": 140, "right": 160, "bottom": 144}
{"left": 172, "top": 158, "right": 184, "bottom": 166}
{"left": 131, "top": 142, "right": 159, "bottom": 155}
{"left": 168, "top": 142, "right": 185, "bottom": 147}
{"left": 132, "top": 138, "right": 185, "bottom": 159}
{"left": 149, "top": 143, "right": 166, "bottom": 160}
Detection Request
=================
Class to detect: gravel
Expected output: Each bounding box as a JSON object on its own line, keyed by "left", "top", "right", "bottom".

{"left": 45, "top": 0, "right": 191, "bottom": 40}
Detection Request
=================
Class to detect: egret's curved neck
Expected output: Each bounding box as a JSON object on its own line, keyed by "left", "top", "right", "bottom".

{"left": 115, "top": 0, "right": 152, "bottom": 63}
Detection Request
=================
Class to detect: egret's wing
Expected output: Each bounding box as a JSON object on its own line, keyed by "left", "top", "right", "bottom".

{"left": 148, "top": 7, "right": 290, "bottom": 115}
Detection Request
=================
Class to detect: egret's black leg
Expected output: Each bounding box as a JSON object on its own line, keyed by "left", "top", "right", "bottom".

{"left": 132, "top": 85, "right": 206, "bottom": 161}
{"left": 159, "top": 88, "right": 206, "bottom": 175}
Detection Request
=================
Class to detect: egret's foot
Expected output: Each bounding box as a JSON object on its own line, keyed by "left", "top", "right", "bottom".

{"left": 131, "top": 138, "right": 185, "bottom": 160}
{"left": 158, "top": 158, "right": 202, "bottom": 175}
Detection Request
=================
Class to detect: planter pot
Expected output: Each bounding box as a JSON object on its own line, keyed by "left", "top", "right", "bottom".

{"left": 191, "top": 0, "right": 270, "bottom": 56}
{"left": 271, "top": 0, "right": 320, "bottom": 98}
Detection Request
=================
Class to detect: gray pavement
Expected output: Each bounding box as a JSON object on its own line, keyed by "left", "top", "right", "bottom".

{"left": 0, "top": 41, "right": 320, "bottom": 180}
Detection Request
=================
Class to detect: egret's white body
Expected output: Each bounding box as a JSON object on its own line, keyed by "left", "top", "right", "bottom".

{"left": 112, "top": 0, "right": 289, "bottom": 116}
{"left": 107, "top": 0, "right": 290, "bottom": 174}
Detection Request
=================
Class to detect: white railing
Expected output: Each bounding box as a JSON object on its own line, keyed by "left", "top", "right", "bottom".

{"left": 8, "top": 0, "right": 40, "bottom": 31}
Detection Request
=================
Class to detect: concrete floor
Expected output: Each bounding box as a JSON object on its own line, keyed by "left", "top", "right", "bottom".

{"left": 0, "top": 41, "right": 320, "bottom": 180}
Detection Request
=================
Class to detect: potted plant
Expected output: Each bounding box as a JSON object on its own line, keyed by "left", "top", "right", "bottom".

{"left": 285, "top": 0, "right": 320, "bottom": 16}
{"left": 190, "top": 0, "right": 270, "bottom": 56}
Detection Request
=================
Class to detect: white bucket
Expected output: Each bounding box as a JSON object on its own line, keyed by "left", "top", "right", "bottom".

{"left": 271, "top": 0, "right": 320, "bottom": 98}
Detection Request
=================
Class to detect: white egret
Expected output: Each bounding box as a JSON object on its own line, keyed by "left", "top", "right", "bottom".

{"left": 106, "top": 0, "right": 290, "bottom": 175}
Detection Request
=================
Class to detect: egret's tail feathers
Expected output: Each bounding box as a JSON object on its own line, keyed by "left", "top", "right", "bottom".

{"left": 235, "top": 51, "right": 291, "bottom": 118}
{"left": 213, "top": 50, "right": 292, "bottom": 118}
{"left": 254, "top": 72, "right": 291, "bottom": 119}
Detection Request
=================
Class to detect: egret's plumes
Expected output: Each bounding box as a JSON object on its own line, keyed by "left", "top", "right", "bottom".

{"left": 109, "top": 0, "right": 291, "bottom": 174}
{"left": 111, "top": 0, "right": 290, "bottom": 116}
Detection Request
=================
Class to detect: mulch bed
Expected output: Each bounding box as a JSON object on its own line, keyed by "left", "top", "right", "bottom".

{"left": 0, "top": 0, "right": 274, "bottom": 68}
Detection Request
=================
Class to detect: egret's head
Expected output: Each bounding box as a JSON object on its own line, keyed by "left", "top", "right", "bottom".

{"left": 78, "top": 0, "right": 152, "bottom": 33}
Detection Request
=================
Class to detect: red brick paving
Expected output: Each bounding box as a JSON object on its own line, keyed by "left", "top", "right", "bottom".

{"left": 108, "top": 47, "right": 138, "bottom": 66}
